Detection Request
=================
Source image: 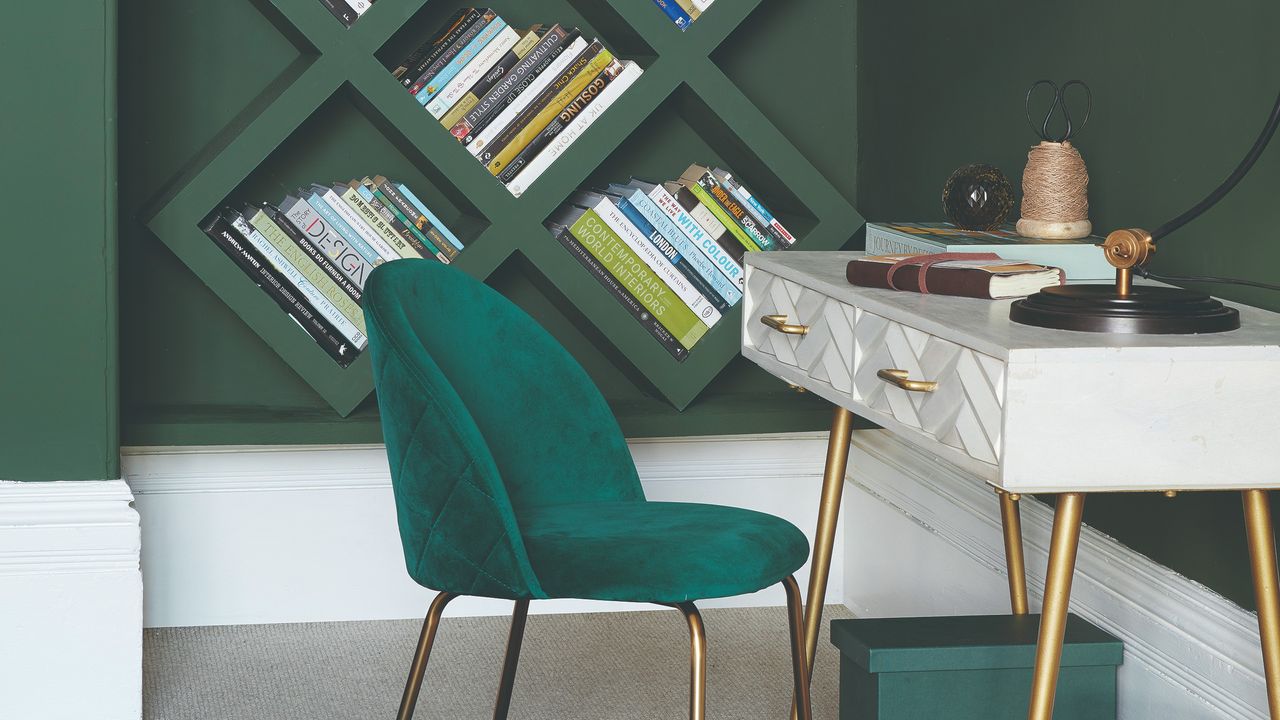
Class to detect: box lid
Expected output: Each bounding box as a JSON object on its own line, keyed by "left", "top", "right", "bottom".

{"left": 830, "top": 614, "right": 1123, "bottom": 674}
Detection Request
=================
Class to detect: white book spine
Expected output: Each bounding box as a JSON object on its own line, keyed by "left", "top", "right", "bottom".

{"left": 507, "top": 62, "right": 643, "bottom": 197}
{"left": 468, "top": 37, "right": 589, "bottom": 158}
{"left": 686, "top": 199, "right": 728, "bottom": 240}
{"left": 321, "top": 188, "right": 400, "bottom": 262}
{"left": 593, "top": 200, "right": 722, "bottom": 328}
{"left": 344, "top": 0, "right": 371, "bottom": 15}
{"left": 691, "top": 0, "right": 714, "bottom": 10}
{"left": 426, "top": 27, "right": 521, "bottom": 119}
{"left": 231, "top": 215, "right": 368, "bottom": 349}
{"left": 282, "top": 199, "right": 371, "bottom": 290}
{"left": 649, "top": 186, "right": 745, "bottom": 291}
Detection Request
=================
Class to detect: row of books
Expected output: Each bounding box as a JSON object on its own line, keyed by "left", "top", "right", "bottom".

{"left": 390, "top": 8, "right": 643, "bottom": 196}
{"left": 546, "top": 163, "right": 797, "bottom": 361}
{"left": 652, "top": 0, "right": 716, "bottom": 31}
{"left": 318, "top": 0, "right": 373, "bottom": 28}
{"left": 199, "top": 176, "right": 462, "bottom": 367}
{"left": 865, "top": 222, "right": 1115, "bottom": 280}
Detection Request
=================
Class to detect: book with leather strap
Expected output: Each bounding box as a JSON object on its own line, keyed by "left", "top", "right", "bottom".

{"left": 846, "top": 252, "right": 1065, "bottom": 299}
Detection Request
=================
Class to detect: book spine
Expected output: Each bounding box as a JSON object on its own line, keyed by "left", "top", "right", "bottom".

{"left": 229, "top": 214, "right": 368, "bottom": 349}
{"left": 399, "top": 9, "right": 479, "bottom": 88}
{"left": 415, "top": 17, "right": 508, "bottom": 106}
{"left": 647, "top": 185, "right": 745, "bottom": 291}
{"left": 691, "top": 0, "right": 715, "bottom": 11}
{"left": 368, "top": 186, "right": 447, "bottom": 262}
{"left": 569, "top": 210, "right": 708, "bottom": 349}
{"left": 483, "top": 45, "right": 609, "bottom": 174}
{"left": 485, "top": 49, "right": 614, "bottom": 176}
{"left": 320, "top": 187, "right": 400, "bottom": 261}
{"left": 669, "top": 184, "right": 744, "bottom": 265}
{"left": 696, "top": 172, "right": 775, "bottom": 250}
{"left": 281, "top": 197, "right": 373, "bottom": 289}
{"left": 721, "top": 174, "right": 796, "bottom": 247}
{"left": 356, "top": 182, "right": 442, "bottom": 262}
{"left": 408, "top": 9, "right": 494, "bottom": 94}
{"left": 264, "top": 204, "right": 361, "bottom": 303}
{"left": 469, "top": 39, "right": 597, "bottom": 160}
{"left": 344, "top": 0, "right": 370, "bottom": 15}
{"left": 863, "top": 224, "right": 937, "bottom": 256}
{"left": 549, "top": 224, "right": 688, "bottom": 362}
{"left": 591, "top": 199, "right": 722, "bottom": 327}
{"left": 651, "top": 0, "right": 691, "bottom": 30}
{"left": 452, "top": 30, "right": 577, "bottom": 146}
{"left": 425, "top": 25, "right": 521, "bottom": 119}
{"left": 338, "top": 186, "right": 419, "bottom": 259}
{"left": 396, "top": 183, "right": 465, "bottom": 253}
{"left": 495, "top": 60, "right": 621, "bottom": 183}
{"left": 371, "top": 177, "right": 457, "bottom": 259}
{"left": 248, "top": 208, "right": 366, "bottom": 334}
{"left": 439, "top": 28, "right": 543, "bottom": 131}
{"left": 673, "top": 0, "right": 702, "bottom": 21}
{"left": 306, "top": 193, "right": 385, "bottom": 267}
{"left": 627, "top": 189, "right": 741, "bottom": 304}
{"left": 317, "top": 0, "right": 354, "bottom": 27}
{"left": 615, "top": 195, "right": 729, "bottom": 313}
{"left": 506, "top": 62, "right": 642, "bottom": 197}
{"left": 202, "top": 213, "right": 356, "bottom": 367}
{"left": 683, "top": 179, "right": 762, "bottom": 252}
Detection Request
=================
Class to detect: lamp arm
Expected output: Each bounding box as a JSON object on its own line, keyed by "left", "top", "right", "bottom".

{"left": 1150, "top": 86, "right": 1280, "bottom": 243}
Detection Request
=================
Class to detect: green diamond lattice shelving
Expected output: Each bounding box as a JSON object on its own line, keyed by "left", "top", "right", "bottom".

{"left": 146, "top": 0, "right": 863, "bottom": 416}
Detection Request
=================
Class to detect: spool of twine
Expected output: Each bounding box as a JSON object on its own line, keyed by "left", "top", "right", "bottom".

{"left": 1018, "top": 140, "right": 1092, "bottom": 239}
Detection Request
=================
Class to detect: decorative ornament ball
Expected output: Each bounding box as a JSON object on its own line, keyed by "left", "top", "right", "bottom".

{"left": 942, "top": 164, "right": 1015, "bottom": 230}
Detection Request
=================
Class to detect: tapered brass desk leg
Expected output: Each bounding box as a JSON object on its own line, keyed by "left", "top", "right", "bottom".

{"left": 998, "top": 489, "right": 1030, "bottom": 615}
{"left": 790, "top": 406, "right": 854, "bottom": 720}
{"left": 1027, "top": 493, "right": 1085, "bottom": 720}
{"left": 1243, "top": 490, "right": 1280, "bottom": 719}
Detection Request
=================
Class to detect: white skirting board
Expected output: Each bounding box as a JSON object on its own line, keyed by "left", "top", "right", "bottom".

{"left": 0, "top": 479, "right": 143, "bottom": 720}
{"left": 844, "top": 429, "right": 1270, "bottom": 720}
{"left": 122, "top": 433, "right": 839, "bottom": 628}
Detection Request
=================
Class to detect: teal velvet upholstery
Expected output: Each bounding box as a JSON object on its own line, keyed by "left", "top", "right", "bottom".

{"left": 364, "top": 260, "right": 809, "bottom": 604}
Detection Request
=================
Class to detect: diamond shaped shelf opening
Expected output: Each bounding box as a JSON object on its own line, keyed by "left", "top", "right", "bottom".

{"left": 146, "top": 0, "right": 862, "bottom": 417}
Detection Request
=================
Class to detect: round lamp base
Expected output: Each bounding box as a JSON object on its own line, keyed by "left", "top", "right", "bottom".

{"left": 1009, "top": 284, "right": 1240, "bottom": 334}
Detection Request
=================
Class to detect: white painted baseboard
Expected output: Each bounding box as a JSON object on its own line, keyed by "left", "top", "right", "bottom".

{"left": 123, "top": 433, "right": 840, "bottom": 628}
{"left": 0, "top": 479, "right": 142, "bottom": 720}
{"left": 843, "top": 429, "right": 1268, "bottom": 720}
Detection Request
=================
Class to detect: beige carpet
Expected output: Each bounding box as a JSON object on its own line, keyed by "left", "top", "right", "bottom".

{"left": 144, "top": 604, "right": 853, "bottom": 719}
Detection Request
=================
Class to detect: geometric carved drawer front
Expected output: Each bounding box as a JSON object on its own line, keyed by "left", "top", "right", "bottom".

{"left": 853, "top": 310, "right": 1006, "bottom": 465}
{"left": 745, "top": 270, "right": 856, "bottom": 393}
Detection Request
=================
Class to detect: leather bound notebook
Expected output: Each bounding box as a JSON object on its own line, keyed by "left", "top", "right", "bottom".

{"left": 846, "top": 253, "right": 1066, "bottom": 299}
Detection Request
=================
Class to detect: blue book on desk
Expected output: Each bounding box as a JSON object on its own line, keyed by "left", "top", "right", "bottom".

{"left": 864, "top": 222, "right": 1115, "bottom": 281}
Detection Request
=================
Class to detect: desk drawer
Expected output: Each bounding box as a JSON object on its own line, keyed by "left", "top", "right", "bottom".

{"left": 744, "top": 269, "right": 857, "bottom": 393}
{"left": 853, "top": 310, "right": 1006, "bottom": 465}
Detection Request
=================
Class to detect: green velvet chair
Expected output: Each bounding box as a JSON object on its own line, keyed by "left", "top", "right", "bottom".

{"left": 365, "top": 259, "right": 813, "bottom": 720}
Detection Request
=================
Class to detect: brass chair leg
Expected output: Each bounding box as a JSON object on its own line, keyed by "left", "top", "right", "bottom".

{"left": 398, "top": 591, "right": 458, "bottom": 720}
{"left": 675, "top": 601, "right": 707, "bottom": 720}
{"left": 998, "top": 489, "right": 1030, "bottom": 615}
{"left": 784, "top": 575, "right": 813, "bottom": 720}
{"left": 492, "top": 599, "right": 531, "bottom": 720}
{"left": 1027, "top": 493, "right": 1085, "bottom": 720}
{"left": 1243, "top": 490, "right": 1280, "bottom": 719}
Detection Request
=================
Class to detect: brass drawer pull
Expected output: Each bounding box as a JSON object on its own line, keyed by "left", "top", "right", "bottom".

{"left": 760, "top": 314, "right": 809, "bottom": 335}
{"left": 877, "top": 368, "right": 938, "bottom": 393}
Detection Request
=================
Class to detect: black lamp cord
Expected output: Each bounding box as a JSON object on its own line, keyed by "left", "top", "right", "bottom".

{"left": 1134, "top": 86, "right": 1280, "bottom": 291}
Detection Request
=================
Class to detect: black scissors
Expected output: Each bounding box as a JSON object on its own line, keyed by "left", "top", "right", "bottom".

{"left": 1025, "top": 79, "right": 1092, "bottom": 143}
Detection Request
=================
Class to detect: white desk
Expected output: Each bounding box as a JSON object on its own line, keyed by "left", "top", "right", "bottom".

{"left": 741, "top": 251, "right": 1280, "bottom": 720}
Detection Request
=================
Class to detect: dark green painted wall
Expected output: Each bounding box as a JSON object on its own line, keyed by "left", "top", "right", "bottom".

{"left": 1, "top": 2, "right": 118, "bottom": 481}
{"left": 116, "top": 0, "right": 858, "bottom": 446}
{"left": 858, "top": 0, "right": 1280, "bottom": 609}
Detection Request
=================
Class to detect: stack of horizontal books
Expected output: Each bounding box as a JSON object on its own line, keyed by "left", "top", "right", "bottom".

{"left": 651, "top": 0, "right": 715, "bottom": 31}
{"left": 200, "top": 176, "right": 462, "bottom": 368}
{"left": 318, "top": 0, "right": 373, "bottom": 28}
{"left": 390, "top": 8, "right": 643, "bottom": 196}
{"left": 547, "top": 163, "right": 796, "bottom": 361}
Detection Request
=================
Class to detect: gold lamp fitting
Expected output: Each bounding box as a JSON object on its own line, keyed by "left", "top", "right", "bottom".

{"left": 1101, "top": 228, "right": 1156, "bottom": 296}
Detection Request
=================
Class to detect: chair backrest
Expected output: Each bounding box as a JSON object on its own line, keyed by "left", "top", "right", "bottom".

{"left": 364, "top": 259, "right": 644, "bottom": 599}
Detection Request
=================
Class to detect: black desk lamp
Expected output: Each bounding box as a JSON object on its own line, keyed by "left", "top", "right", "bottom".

{"left": 1011, "top": 87, "right": 1280, "bottom": 334}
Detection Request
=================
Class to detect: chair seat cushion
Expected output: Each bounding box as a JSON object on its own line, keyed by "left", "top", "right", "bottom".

{"left": 519, "top": 501, "right": 809, "bottom": 604}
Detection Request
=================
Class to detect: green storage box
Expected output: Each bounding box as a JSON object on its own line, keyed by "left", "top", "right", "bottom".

{"left": 830, "top": 614, "right": 1122, "bottom": 720}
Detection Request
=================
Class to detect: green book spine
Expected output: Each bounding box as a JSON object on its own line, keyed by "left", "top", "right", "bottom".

{"left": 339, "top": 187, "right": 420, "bottom": 259}
{"left": 372, "top": 188, "right": 447, "bottom": 261}
{"left": 684, "top": 181, "right": 762, "bottom": 253}
{"left": 248, "top": 209, "right": 366, "bottom": 334}
{"left": 570, "top": 209, "right": 708, "bottom": 350}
